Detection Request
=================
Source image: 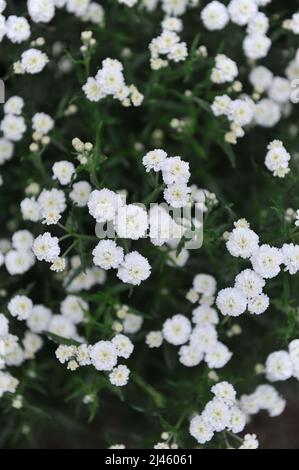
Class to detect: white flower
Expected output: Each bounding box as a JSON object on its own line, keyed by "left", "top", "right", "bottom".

{"left": 21, "top": 48, "right": 49, "bottom": 74}
{"left": 123, "top": 313, "right": 143, "bottom": 334}
{"left": 216, "top": 287, "right": 247, "bottom": 317}
{"left": 23, "top": 331, "right": 43, "bottom": 357}
{"left": 95, "top": 59, "right": 125, "bottom": 96}
{"left": 228, "top": 406, "right": 247, "bottom": 434}
{"left": 290, "top": 13, "right": 299, "bottom": 34}
{"left": 251, "top": 244, "right": 283, "bottom": 279}
{"left": 162, "top": 314, "right": 191, "bottom": 345}
{"left": 20, "top": 197, "right": 41, "bottom": 222}
{"left": 211, "top": 54, "right": 238, "bottom": 84}
{"left": 0, "top": 138, "right": 14, "bottom": 165}
{"left": 76, "top": 344, "right": 91, "bottom": 366}
{"left": 50, "top": 257, "right": 66, "bottom": 272}
{"left": 55, "top": 345, "right": 76, "bottom": 364}
{"left": 253, "top": 384, "right": 285, "bottom": 417}
{"left": 226, "top": 227, "right": 259, "bottom": 259}
{"left": 211, "top": 381, "right": 236, "bottom": 404}
{"left": 112, "top": 334, "right": 134, "bottom": 359}
{"left": 0, "top": 1, "right": 6, "bottom": 14}
{"left": 5, "top": 249, "right": 35, "bottom": 275}
{"left": 167, "top": 42, "right": 188, "bottom": 62}
{"left": 8, "top": 295, "right": 33, "bottom": 321}
{"left": 12, "top": 230, "right": 34, "bottom": 251}
{"left": 264, "top": 140, "right": 291, "bottom": 178}
{"left": 61, "top": 295, "right": 88, "bottom": 324}
{"left": 118, "top": 0, "right": 138, "bottom": 6}
{"left": 0, "top": 313, "right": 9, "bottom": 338}
{"left": 243, "top": 34, "right": 271, "bottom": 60}
{"left": 254, "top": 98, "right": 281, "bottom": 128}
{"left": 201, "top": 1, "right": 229, "bottom": 31}
{"left": 28, "top": 0, "right": 56, "bottom": 23}
{"left": 247, "top": 12, "right": 269, "bottom": 35}
{"left": 228, "top": 99, "right": 254, "bottom": 127}
{"left": 266, "top": 351, "right": 293, "bottom": 382}
{"left": 164, "top": 183, "right": 191, "bottom": 208}
{"left": 5, "top": 16, "right": 31, "bottom": 43}
{"left": 52, "top": 161, "right": 75, "bottom": 185}
{"left": 92, "top": 240, "right": 124, "bottom": 270}
{"left": 66, "top": 0, "right": 90, "bottom": 16}
{"left": 0, "top": 371, "right": 19, "bottom": 398}
{"left": 82, "top": 77, "right": 105, "bottom": 102}
{"left": 4, "top": 96, "right": 24, "bottom": 115}
{"left": 189, "top": 415, "right": 214, "bottom": 444}
{"left": 179, "top": 344, "right": 203, "bottom": 367}
{"left": 148, "top": 205, "right": 176, "bottom": 246}
{"left": 26, "top": 305, "right": 52, "bottom": 333}
{"left": 192, "top": 305, "right": 219, "bottom": 326}
{"left": 161, "top": 157, "right": 190, "bottom": 185}
{"left": 109, "top": 365, "right": 130, "bottom": 387}
{"left": 247, "top": 293, "right": 269, "bottom": 315}
{"left": 240, "top": 434, "right": 259, "bottom": 449}
{"left": 162, "top": 16, "right": 183, "bottom": 33}
{"left": 167, "top": 249, "right": 189, "bottom": 268}
{"left": 33, "top": 232, "right": 60, "bottom": 262}
{"left": 193, "top": 274, "right": 217, "bottom": 295}
{"left": 88, "top": 188, "right": 123, "bottom": 223}
{"left": 249, "top": 66, "right": 273, "bottom": 93}
{"left": 145, "top": 331, "right": 163, "bottom": 348}
{"left": 48, "top": 315, "right": 77, "bottom": 339}
{"left": 161, "top": 0, "right": 188, "bottom": 16}
{"left": 85, "top": 2, "right": 105, "bottom": 25}
{"left": 38, "top": 188, "right": 66, "bottom": 215}
{"left": 115, "top": 204, "right": 148, "bottom": 240}
{"left": 89, "top": 340, "right": 118, "bottom": 371}
{"left": 117, "top": 251, "right": 151, "bottom": 285}
{"left": 142, "top": 149, "right": 167, "bottom": 172}
{"left": 211, "top": 95, "right": 232, "bottom": 117}
{"left": 228, "top": 0, "right": 257, "bottom": 26}
{"left": 69, "top": 181, "right": 91, "bottom": 207}
{"left": 234, "top": 269, "right": 265, "bottom": 299}
{"left": 202, "top": 398, "right": 231, "bottom": 432}
{"left": 1, "top": 115, "right": 26, "bottom": 141}
{"left": 190, "top": 324, "right": 218, "bottom": 352}
{"left": 32, "top": 112, "right": 54, "bottom": 135}
{"left": 205, "top": 342, "right": 232, "bottom": 369}
{"left": 269, "top": 77, "right": 291, "bottom": 104}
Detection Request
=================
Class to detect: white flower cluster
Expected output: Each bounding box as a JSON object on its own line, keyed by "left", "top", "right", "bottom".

{"left": 216, "top": 219, "right": 299, "bottom": 317}
{"left": 56, "top": 334, "right": 133, "bottom": 386}
{"left": 26, "top": 0, "right": 105, "bottom": 24}
{"left": 2, "top": 230, "right": 35, "bottom": 276}
{"left": 143, "top": 149, "right": 191, "bottom": 209}
{"left": 189, "top": 382, "right": 248, "bottom": 445}
{"left": 211, "top": 94, "right": 254, "bottom": 145}
{"left": 265, "top": 339, "right": 299, "bottom": 382}
{"left": 88, "top": 149, "right": 194, "bottom": 285}
{"left": 264, "top": 140, "right": 291, "bottom": 178}
{"left": 162, "top": 274, "right": 232, "bottom": 369}
{"left": 240, "top": 384, "right": 286, "bottom": 418}
{"left": 149, "top": 19, "right": 188, "bottom": 70}
{"left": 201, "top": 0, "right": 272, "bottom": 61}
{"left": 88, "top": 189, "right": 151, "bottom": 286}
{"left": 0, "top": 95, "right": 26, "bottom": 145}
{"left": 0, "top": 297, "right": 46, "bottom": 382}
{"left": 83, "top": 58, "right": 144, "bottom": 106}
